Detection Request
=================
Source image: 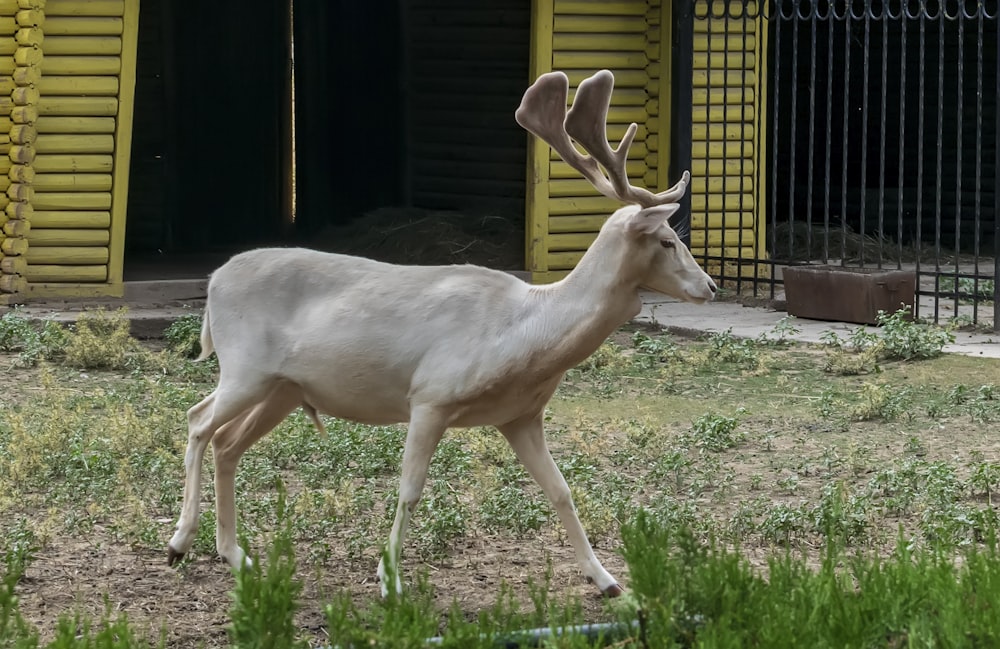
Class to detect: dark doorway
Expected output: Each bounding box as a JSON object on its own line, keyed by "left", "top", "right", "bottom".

{"left": 125, "top": 0, "right": 527, "bottom": 280}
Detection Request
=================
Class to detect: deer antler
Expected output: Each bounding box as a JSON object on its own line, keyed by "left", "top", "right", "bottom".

{"left": 515, "top": 69, "right": 689, "bottom": 208}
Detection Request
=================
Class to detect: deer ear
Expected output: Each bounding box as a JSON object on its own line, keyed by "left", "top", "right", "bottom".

{"left": 624, "top": 204, "right": 680, "bottom": 236}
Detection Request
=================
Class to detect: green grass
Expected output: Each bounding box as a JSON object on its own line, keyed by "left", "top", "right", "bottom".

{"left": 2, "top": 310, "right": 1000, "bottom": 646}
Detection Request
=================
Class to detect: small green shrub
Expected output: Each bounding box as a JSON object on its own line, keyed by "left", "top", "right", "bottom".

{"left": 686, "top": 410, "right": 747, "bottom": 452}
{"left": 163, "top": 313, "right": 203, "bottom": 358}
{"left": 63, "top": 309, "right": 153, "bottom": 371}
{"left": 876, "top": 307, "right": 955, "bottom": 360}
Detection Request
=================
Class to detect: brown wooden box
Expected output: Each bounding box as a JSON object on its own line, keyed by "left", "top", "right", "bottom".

{"left": 782, "top": 266, "right": 916, "bottom": 325}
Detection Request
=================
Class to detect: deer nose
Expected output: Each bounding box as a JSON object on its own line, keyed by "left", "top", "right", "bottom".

{"left": 708, "top": 280, "right": 718, "bottom": 294}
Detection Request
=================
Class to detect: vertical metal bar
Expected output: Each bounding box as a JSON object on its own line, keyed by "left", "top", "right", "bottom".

{"left": 897, "top": 7, "right": 907, "bottom": 272}
{"left": 994, "top": 4, "right": 1000, "bottom": 331}
{"left": 841, "top": 9, "right": 852, "bottom": 265}
{"left": 915, "top": 5, "right": 926, "bottom": 321}
{"left": 806, "top": 5, "right": 818, "bottom": 264}
{"left": 672, "top": 0, "right": 695, "bottom": 250}
{"left": 954, "top": 11, "right": 965, "bottom": 321}
{"left": 703, "top": 1, "right": 714, "bottom": 271}
{"left": 934, "top": 12, "right": 945, "bottom": 323}
{"left": 823, "top": 5, "right": 834, "bottom": 263}
{"left": 771, "top": 3, "right": 782, "bottom": 298}
{"left": 859, "top": 7, "right": 871, "bottom": 267}
{"left": 974, "top": 6, "right": 983, "bottom": 325}
{"left": 877, "top": 8, "right": 888, "bottom": 270}
{"left": 788, "top": 4, "right": 799, "bottom": 262}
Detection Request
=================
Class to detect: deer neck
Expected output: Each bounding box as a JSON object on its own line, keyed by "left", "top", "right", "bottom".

{"left": 524, "top": 229, "right": 643, "bottom": 372}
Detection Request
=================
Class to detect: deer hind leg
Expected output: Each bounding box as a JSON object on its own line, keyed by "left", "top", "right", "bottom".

{"left": 378, "top": 406, "right": 447, "bottom": 597}
{"left": 498, "top": 413, "right": 623, "bottom": 597}
{"left": 167, "top": 378, "right": 275, "bottom": 566}
{"left": 210, "top": 381, "right": 303, "bottom": 569}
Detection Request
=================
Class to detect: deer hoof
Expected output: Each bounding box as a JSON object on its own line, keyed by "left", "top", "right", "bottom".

{"left": 602, "top": 583, "right": 626, "bottom": 598}
{"left": 166, "top": 546, "right": 185, "bottom": 567}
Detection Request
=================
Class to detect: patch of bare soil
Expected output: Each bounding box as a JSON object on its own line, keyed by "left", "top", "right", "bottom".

{"left": 307, "top": 207, "right": 525, "bottom": 270}
{"left": 15, "top": 531, "right": 623, "bottom": 647}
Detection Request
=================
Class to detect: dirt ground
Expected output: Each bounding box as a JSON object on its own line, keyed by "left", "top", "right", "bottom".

{"left": 15, "top": 523, "right": 622, "bottom": 647}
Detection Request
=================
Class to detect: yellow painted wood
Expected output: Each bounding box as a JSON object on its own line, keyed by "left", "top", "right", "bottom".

{"left": 33, "top": 154, "right": 113, "bottom": 173}
{"left": 548, "top": 232, "right": 597, "bottom": 251}
{"left": 547, "top": 250, "right": 584, "bottom": 269}
{"left": 689, "top": 229, "right": 756, "bottom": 247}
{"left": 3, "top": 218, "right": 29, "bottom": 237}
{"left": 32, "top": 191, "right": 112, "bottom": 209}
{"left": 0, "top": 17, "right": 16, "bottom": 33}
{"left": 42, "top": 55, "right": 120, "bottom": 75}
{"left": 548, "top": 214, "right": 608, "bottom": 233}
{"left": 691, "top": 212, "right": 755, "bottom": 230}
{"left": 25, "top": 264, "right": 107, "bottom": 282}
{"left": 35, "top": 134, "right": 115, "bottom": 153}
{"left": 26, "top": 245, "right": 108, "bottom": 264}
{"left": 548, "top": 177, "right": 645, "bottom": 197}
{"left": 554, "top": 0, "right": 647, "bottom": 16}
{"left": 565, "top": 69, "right": 648, "bottom": 89}
{"left": 550, "top": 138, "right": 647, "bottom": 160}
{"left": 694, "top": 33, "right": 756, "bottom": 52}
{"left": 753, "top": 9, "right": 768, "bottom": 261}
{"left": 40, "top": 35, "right": 121, "bottom": 55}
{"left": 27, "top": 228, "right": 110, "bottom": 245}
{"left": 0, "top": 97, "right": 13, "bottom": 116}
{"left": 693, "top": 104, "right": 754, "bottom": 122}
{"left": 36, "top": 116, "right": 116, "bottom": 133}
{"left": 5, "top": 200, "right": 31, "bottom": 219}
{"left": 8, "top": 164, "right": 33, "bottom": 182}
{"left": 0, "top": 0, "right": 17, "bottom": 14}
{"left": 13, "top": 46, "right": 42, "bottom": 66}
{"left": 692, "top": 158, "right": 755, "bottom": 175}
{"left": 11, "top": 86, "right": 40, "bottom": 106}
{"left": 1, "top": 255, "right": 27, "bottom": 275}
{"left": 9, "top": 145, "right": 36, "bottom": 164}
{"left": 553, "top": 14, "right": 645, "bottom": 33}
{"left": 16, "top": 0, "right": 47, "bottom": 10}
{"left": 45, "top": 0, "right": 124, "bottom": 16}
{"left": 525, "top": 0, "right": 554, "bottom": 279}
{"left": 33, "top": 173, "right": 113, "bottom": 191}
{"left": 9, "top": 124, "right": 36, "bottom": 145}
{"left": 0, "top": 274, "right": 27, "bottom": 294}
{"left": 31, "top": 210, "right": 110, "bottom": 228}
{"left": 6, "top": 184, "right": 32, "bottom": 202}
{"left": 0, "top": 39, "right": 15, "bottom": 57}
{"left": 44, "top": 17, "right": 122, "bottom": 35}
{"left": 16, "top": 9, "right": 43, "bottom": 27}
{"left": 11, "top": 105, "right": 38, "bottom": 123}
{"left": 15, "top": 28, "right": 44, "bottom": 47}
{"left": 692, "top": 140, "right": 753, "bottom": 158}
{"left": 38, "top": 76, "right": 119, "bottom": 96}
{"left": 549, "top": 196, "right": 621, "bottom": 216}
{"left": 691, "top": 193, "right": 755, "bottom": 211}
{"left": 568, "top": 86, "right": 648, "bottom": 106}
{"left": 106, "top": 0, "right": 138, "bottom": 287}
{"left": 1, "top": 237, "right": 28, "bottom": 255}
{"left": 38, "top": 96, "right": 118, "bottom": 115}
{"left": 554, "top": 51, "right": 648, "bottom": 70}
{"left": 550, "top": 159, "right": 644, "bottom": 179}
{"left": 693, "top": 86, "right": 755, "bottom": 105}
{"left": 553, "top": 33, "right": 644, "bottom": 52}
{"left": 0, "top": 177, "right": 11, "bottom": 192}
{"left": 693, "top": 69, "right": 754, "bottom": 88}
{"left": 698, "top": 175, "right": 754, "bottom": 193}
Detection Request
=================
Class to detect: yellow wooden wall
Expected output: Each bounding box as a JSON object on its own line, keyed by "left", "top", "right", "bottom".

{"left": 525, "top": 0, "right": 764, "bottom": 283}
{"left": 0, "top": 0, "right": 138, "bottom": 303}
{"left": 689, "top": 1, "right": 765, "bottom": 273}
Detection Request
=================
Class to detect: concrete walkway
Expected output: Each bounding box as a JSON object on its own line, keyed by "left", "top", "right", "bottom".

{"left": 639, "top": 293, "right": 1000, "bottom": 359}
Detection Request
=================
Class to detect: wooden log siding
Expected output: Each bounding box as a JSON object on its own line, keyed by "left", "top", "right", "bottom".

{"left": 688, "top": 2, "right": 766, "bottom": 269}
{"left": 0, "top": 0, "right": 40, "bottom": 295}
{"left": 406, "top": 0, "right": 530, "bottom": 215}
{"left": 527, "top": 0, "right": 660, "bottom": 282}
{"left": 17, "top": 0, "right": 137, "bottom": 292}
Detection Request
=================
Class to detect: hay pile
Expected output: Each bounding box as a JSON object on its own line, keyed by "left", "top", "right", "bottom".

{"left": 309, "top": 207, "right": 524, "bottom": 270}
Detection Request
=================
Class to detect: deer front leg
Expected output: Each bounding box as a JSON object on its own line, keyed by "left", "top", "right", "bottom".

{"left": 378, "top": 407, "right": 447, "bottom": 597}
{"left": 498, "top": 413, "right": 623, "bottom": 597}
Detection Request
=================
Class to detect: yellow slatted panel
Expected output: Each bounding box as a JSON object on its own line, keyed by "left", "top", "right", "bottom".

{"left": 527, "top": 0, "right": 676, "bottom": 283}
{"left": 690, "top": 1, "right": 766, "bottom": 270}
{"left": 15, "top": 0, "right": 137, "bottom": 298}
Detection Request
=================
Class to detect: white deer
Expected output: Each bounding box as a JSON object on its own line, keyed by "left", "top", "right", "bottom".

{"left": 166, "top": 69, "right": 717, "bottom": 597}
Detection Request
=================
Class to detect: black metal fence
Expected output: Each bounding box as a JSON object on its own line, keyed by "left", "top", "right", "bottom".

{"left": 674, "top": 0, "right": 1000, "bottom": 329}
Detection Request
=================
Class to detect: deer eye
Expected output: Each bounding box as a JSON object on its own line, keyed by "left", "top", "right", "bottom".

{"left": 660, "top": 239, "right": 675, "bottom": 249}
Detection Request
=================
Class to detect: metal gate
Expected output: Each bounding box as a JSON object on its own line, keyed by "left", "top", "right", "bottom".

{"left": 674, "top": 0, "right": 1000, "bottom": 329}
